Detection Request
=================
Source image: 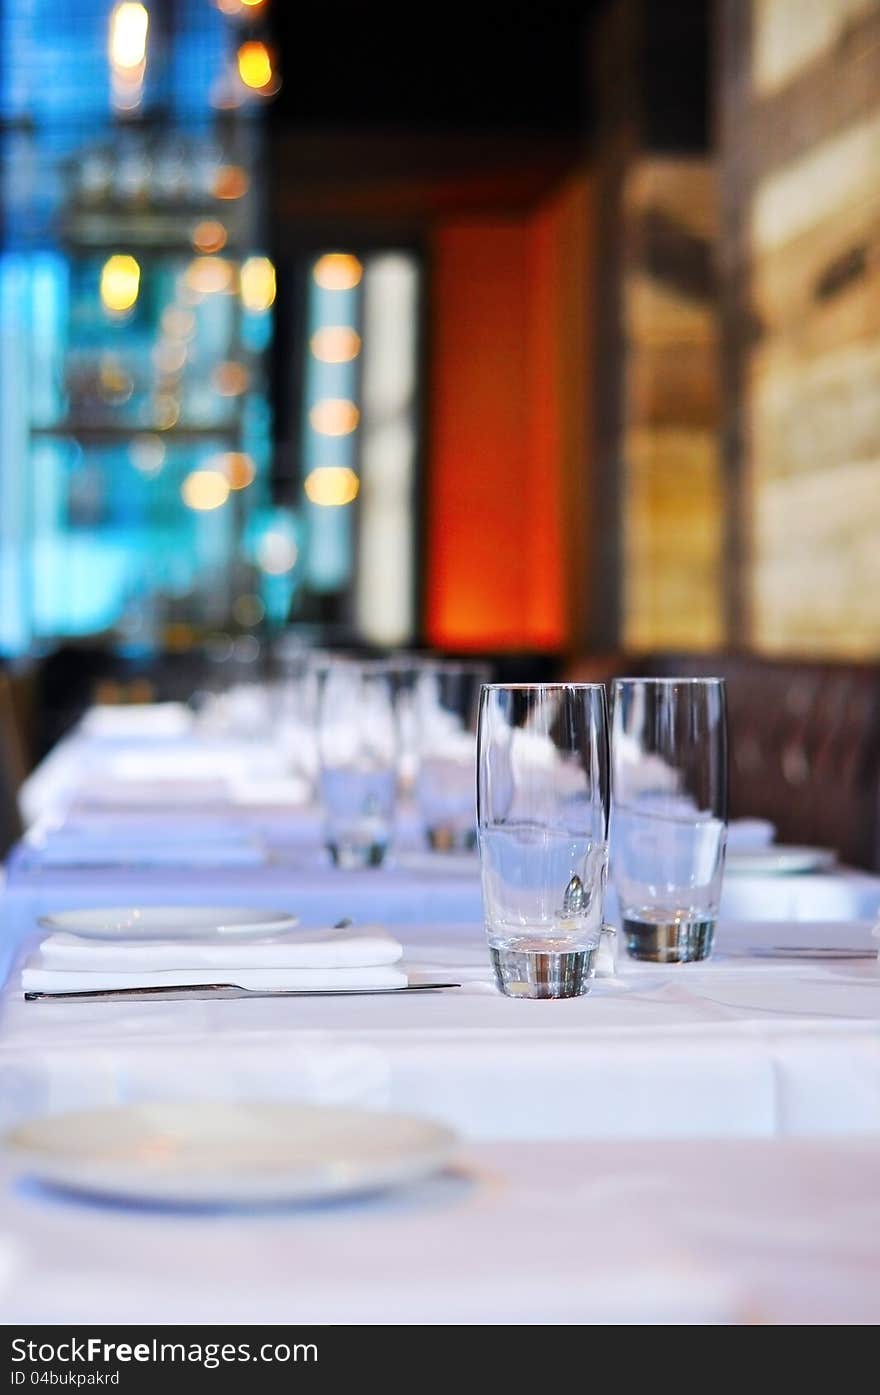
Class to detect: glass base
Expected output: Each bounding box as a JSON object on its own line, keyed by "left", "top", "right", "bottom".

{"left": 326, "top": 839, "right": 388, "bottom": 870}
{"left": 490, "top": 944, "right": 597, "bottom": 999}
{"left": 623, "top": 915, "right": 715, "bottom": 964}
{"left": 427, "top": 825, "right": 477, "bottom": 853}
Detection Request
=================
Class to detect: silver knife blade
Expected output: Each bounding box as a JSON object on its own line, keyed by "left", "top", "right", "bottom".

{"left": 746, "top": 947, "right": 875, "bottom": 960}
{"left": 24, "top": 981, "right": 462, "bottom": 1003}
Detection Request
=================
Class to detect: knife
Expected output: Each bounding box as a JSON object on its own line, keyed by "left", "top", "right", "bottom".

{"left": 746, "top": 947, "right": 876, "bottom": 960}
{"left": 24, "top": 980, "right": 462, "bottom": 1003}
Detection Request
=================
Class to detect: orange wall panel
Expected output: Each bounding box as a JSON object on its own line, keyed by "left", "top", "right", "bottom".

{"left": 425, "top": 176, "right": 591, "bottom": 651}
{"left": 425, "top": 222, "right": 532, "bottom": 648}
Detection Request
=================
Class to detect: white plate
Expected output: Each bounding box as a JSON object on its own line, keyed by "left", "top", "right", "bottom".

{"left": 38, "top": 906, "right": 300, "bottom": 942}
{"left": 1, "top": 1101, "right": 458, "bottom": 1205}
{"left": 725, "top": 846, "right": 837, "bottom": 876}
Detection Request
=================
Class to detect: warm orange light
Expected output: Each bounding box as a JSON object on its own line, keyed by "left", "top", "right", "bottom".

{"left": 219, "top": 451, "right": 256, "bottom": 490}
{"left": 313, "top": 253, "right": 362, "bottom": 291}
{"left": 237, "top": 41, "right": 273, "bottom": 90}
{"left": 309, "top": 399, "right": 359, "bottom": 436}
{"left": 100, "top": 254, "right": 140, "bottom": 313}
{"left": 241, "top": 0, "right": 266, "bottom": 8}
{"left": 161, "top": 307, "right": 195, "bottom": 339}
{"left": 185, "top": 256, "right": 235, "bottom": 295}
{"left": 257, "top": 531, "right": 298, "bottom": 574}
{"left": 214, "top": 0, "right": 244, "bottom": 13}
{"left": 191, "top": 219, "right": 227, "bottom": 254}
{"left": 240, "top": 255, "right": 275, "bottom": 312}
{"left": 310, "top": 325, "right": 361, "bottom": 363}
{"left": 212, "top": 361, "right": 251, "bottom": 397}
{"left": 213, "top": 166, "right": 249, "bottom": 201}
{"left": 109, "top": 3, "right": 148, "bottom": 70}
{"left": 304, "top": 466, "right": 360, "bottom": 507}
{"left": 181, "top": 469, "right": 230, "bottom": 511}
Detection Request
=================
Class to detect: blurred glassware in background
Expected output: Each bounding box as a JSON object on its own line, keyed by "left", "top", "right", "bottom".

{"left": 477, "top": 683, "right": 610, "bottom": 999}
{"left": 611, "top": 678, "right": 728, "bottom": 964}
{"left": 415, "top": 662, "right": 490, "bottom": 852}
{"left": 378, "top": 654, "right": 439, "bottom": 796}
{"left": 318, "top": 663, "right": 397, "bottom": 869}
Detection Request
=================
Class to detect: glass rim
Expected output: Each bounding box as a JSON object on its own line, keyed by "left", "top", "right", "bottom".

{"left": 480, "top": 682, "right": 607, "bottom": 692}
{"left": 612, "top": 676, "right": 726, "bottom": 686}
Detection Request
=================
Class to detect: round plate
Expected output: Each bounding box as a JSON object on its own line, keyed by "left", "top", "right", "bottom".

{"left": 725, "top": 846, "right": 837, "bottom": 876}
{"left": 38, "top": 906, "right": 300, "bottom": 941}
{"left": 1, "top": 1101, "right": 458, "bottom": 1205}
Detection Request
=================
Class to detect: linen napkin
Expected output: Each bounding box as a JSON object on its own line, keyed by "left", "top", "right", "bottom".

{"left": 22, "top": 925, "right": 406, "bottom": 993}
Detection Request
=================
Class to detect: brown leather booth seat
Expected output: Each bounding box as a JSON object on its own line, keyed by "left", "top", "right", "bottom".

{"left": 567, "top": 653, "right": 880, "bottom": 871}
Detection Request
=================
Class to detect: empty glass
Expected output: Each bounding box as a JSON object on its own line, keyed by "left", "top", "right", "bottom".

{"left": 415, "top": 662, "right": 490, "bottom": 851}
{"left": 318, "top": 664, "right": 397, "bottom": 868}
{"left": 477, "top": 684, "right": 610, "bottom": 998}
{"left": 611, "top": 677, "right": 728, "bottom": 963}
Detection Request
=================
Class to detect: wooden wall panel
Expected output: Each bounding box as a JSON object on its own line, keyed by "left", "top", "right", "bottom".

{"left": 721, "top": 0, "right": 880, "bottom": 657}
{"left": 619, "top": 159, "right": 724, "bottom": 651}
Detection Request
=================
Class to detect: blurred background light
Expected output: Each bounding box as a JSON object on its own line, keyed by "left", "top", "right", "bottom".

{"left": 129, "top": 435, "right": 166, "bottom": 478}
{"left": 185, "top": 256, "right": 235, "bottom": 295}
{"left": 311, "top": 326, "right": 361, "bottom": 363}
{"left": 108, "top": 2, "right": 149, "bottom": 111}
{"left": 257, "top": 530, "right": 298, "bottom": 574}
{"left": 309, "top": 399, "right": 359, "bottom": 436}
{"left": 218, "top": 451, "right": 256, "bottom": 491}
{"left": 212, "top": 361, "right": 251, "bottom": 396}
{"left": 152, "top": 341, "right": 187, "bottom": 375}
{"left": 153, "top": 393, "right": 180, "bottom": 430}
{"left": 237, "top": 41, "right": 273, "bottom": 91}
{"left": 213, "top": 166, "right": 249, "bottom": 200}
{"left": 304, "top": 466, "right": 360, "bottom": 507}
{"left": 161, "top": 307, "right": 196, "bottom": 340}
{"left": 100, "top": 254, "right": 140, "bottom": 313}
{"left": 240, "top": 256, "right": 276, "bottom": 312}
{"left": 191, "top": 220, "right": 228, "bottom": 254}
{"left": 181, "top": 469, "right": 230, "bottom": 511}
{"left": 313, "top": 254, "right": 363, "bottom": 291}
{"left": 232, "top": 593, "right": 265, "bottom": 626}
{"left": 109, "top": 2, "right": 148, "bottom": 69}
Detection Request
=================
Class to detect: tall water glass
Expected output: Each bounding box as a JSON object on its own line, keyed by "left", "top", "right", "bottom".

{"left": 477, "top": 684, "right": 610, "bottom": 998}
{"left": 318, "top": 664, "right": 397, "bottom": 868}
{"left": 611, "top": 677, "right": 728, "bottom": 963}
{"left": 416, "top": 662, "right": 490, "bottom": 851}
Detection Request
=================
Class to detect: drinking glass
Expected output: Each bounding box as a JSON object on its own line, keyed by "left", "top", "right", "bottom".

{"left": 477, "top": 684, "right": 610, "bottom": 998}
{"left": 415, "top": 662, "right": 490, "bottom": 851}
{"left": 610, "top": 677, "right": 728, "bottom": 963}
{"left": 318, "top": 664, "right": 397, "bottom": 868}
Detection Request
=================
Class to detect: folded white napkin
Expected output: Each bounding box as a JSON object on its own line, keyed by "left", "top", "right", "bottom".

{"left": 81, "top": 703, "right": 193, "bottom": 740}
{"left": 22, "top": 964, "right": 408, "bottom": 992}
{"left": 22, "top": 925, "right": 406, "bottom": 993}
{"left": 38, "top": 925, "right": 403, "bottom": 970}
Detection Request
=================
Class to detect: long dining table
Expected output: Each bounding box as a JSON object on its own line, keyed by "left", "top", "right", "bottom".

{"left": 1, "top": 708, "right": 879, "bottom": 1324}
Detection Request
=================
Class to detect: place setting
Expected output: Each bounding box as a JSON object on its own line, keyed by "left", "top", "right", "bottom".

{"left": 3, "top": 0, "right": 880, "bottom": 1327}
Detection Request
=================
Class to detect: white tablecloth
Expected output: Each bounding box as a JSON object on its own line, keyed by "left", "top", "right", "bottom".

{"left": 3, "top": 712, "right": 880, "bottom": 1323}
{"left": 2, "top": 917, "right": 879, "bottom": 1142}
{"left": 2, "top": 1135, "right": 879, "bottom": 1324}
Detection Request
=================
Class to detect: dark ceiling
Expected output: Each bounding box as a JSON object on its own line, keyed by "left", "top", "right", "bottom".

{"left": 269, "top": 2, "right": 710, "bottom": 149}
{"left": 269, "top": 4, "right": 601, "bottom": 135}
